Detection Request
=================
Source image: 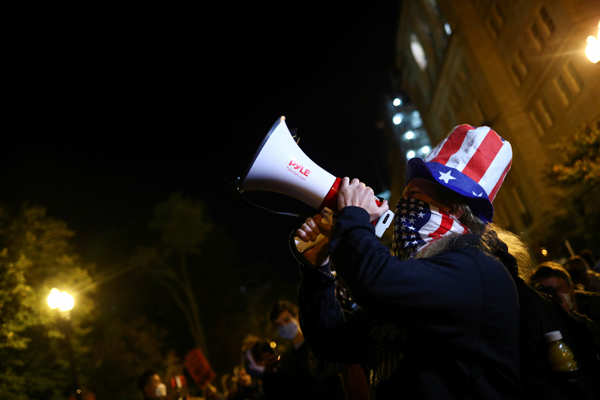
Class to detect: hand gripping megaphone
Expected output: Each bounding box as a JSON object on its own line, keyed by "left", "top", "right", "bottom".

{"left": 237, "top": 116, "right": 394, "bottom": 240}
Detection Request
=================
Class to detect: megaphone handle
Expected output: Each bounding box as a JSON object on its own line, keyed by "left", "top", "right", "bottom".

{"left": 294, "top": 233, "right": 326, "bottom": 254}
{"left": 374, "top": 209, "right": 394, "bottom": 238}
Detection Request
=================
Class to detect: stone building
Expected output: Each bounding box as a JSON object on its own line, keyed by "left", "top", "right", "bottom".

{"left": 384, "top": 0, "right": 599, "bottom": 258}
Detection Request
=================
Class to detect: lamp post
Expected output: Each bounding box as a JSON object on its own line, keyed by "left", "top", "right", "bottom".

{"left": 47, "top": 288, "right": 82, "bottom": 400}
{"left": 585, "top": 21, "right": 600, "bottom": 64}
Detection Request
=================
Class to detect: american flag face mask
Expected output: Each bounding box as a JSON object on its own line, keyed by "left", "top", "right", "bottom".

{"left": 392, "top": 197, "right": 469, "bottom": 259}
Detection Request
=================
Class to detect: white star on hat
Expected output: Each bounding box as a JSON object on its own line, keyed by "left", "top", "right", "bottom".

{"left": 439, "top": 170, "right": 456, "bottom": 184}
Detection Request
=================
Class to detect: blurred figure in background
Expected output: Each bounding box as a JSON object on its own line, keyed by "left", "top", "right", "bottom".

{"left": 530, "top": 261, "right": 600, "bottom": 322}
{"left": 564, "top": 255, "right": 600, "bottom": 293}
{"left": 227, "top": 365, "right": 263, "bottom": 400}
{"left": 220, "top": 373, "right": 232, "bottom": 399}
{"left": 204, "top": 382, "right": 225, "bottom": 400}
{"left": 138, "top": 369, "right": 167, "bottom": 400}
{"left": 267, "top": 300, "right": 346, "bottom": 400}
{"left": 530, "top": 262, "right": 578, "bottom": 314}
{"left": 579, "top": 249, "right": 600, "bottom": 273}
{"left": 225, "top": 335, "right": 267, "bottom": 400}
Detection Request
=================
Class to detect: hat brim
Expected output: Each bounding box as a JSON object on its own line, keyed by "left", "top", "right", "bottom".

{"left": 406, "top": 158, "right": 493, "bottom": 223}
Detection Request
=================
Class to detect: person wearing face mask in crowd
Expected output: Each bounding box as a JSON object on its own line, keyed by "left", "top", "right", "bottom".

{"left": 292, "top": 125, "right": 523, "bottom": 399}
{"left": 255, "top": 300, "right": 345, "bottom": 400}
{"left": 271, "top": 300, "right": 304, "bottom": 348}
{"left": 138, "top": 369, "right": 167, "bottom": 400}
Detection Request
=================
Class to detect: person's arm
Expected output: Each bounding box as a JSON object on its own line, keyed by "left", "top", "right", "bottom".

{"left": 327, "top": 177, "right": 470, "bottom": 310}
{"left": 290, "top": 210, "right": 370, "bottom": 364}
{"left": 329, "top": 206, "right": 480, "bottom": 314}
{"left": 297, "top": 258, "right": 369, "bottom": 363}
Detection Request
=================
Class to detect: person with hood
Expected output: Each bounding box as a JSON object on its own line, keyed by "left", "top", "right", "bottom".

{"left": 293, "top": 124, "right": 520, "bottom": 399}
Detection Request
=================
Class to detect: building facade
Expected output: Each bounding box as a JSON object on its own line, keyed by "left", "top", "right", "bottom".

{"left": 385, "top": 0, "right": 599, "bottom": 257}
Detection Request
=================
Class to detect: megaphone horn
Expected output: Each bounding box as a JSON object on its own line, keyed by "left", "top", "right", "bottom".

{"left": 238, "top": 116, "right": 394, "bottom": 238}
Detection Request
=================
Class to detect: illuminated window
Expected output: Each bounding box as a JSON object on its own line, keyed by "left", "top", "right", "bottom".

{"left": 411, "top": 111, "right": 423, "bottom": 128}
{"left": 444, "top": 23, "right": 452, "bottom": 35}
{"left": 410, "top": 34, "right": 427, "bottom": 70}
{"left": 393, "top": 113, "right": 404, "bottom": 125}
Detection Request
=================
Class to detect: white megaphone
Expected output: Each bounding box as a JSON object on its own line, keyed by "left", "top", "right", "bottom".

{"left": 238, "top": 116, "right": 394, "bottom": 242}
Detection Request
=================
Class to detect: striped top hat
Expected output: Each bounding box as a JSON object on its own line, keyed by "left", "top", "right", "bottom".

{"left": 406, "top": 124, "right": 512, "bottom": 223}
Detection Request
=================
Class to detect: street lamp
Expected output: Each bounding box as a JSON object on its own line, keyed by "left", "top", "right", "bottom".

{"left": 47, "top": 288, "right": 82, "bottom": 400}
{"left": 585, "top": 21, "right": 600, "bottom": 64}
{"left": 47, "top": 288, "right": 75, "bottom": 312}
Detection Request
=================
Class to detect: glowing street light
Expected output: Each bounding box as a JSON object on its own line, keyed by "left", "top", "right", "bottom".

{"left": 47, "top": 288, "right": 75, "bottom": 312}
{"left": 392, "top": 97, "right": 403, "bottom": 107}
{"left": 406, "top": 150, "right": 416, "bottom": 159}
{"left": 585, "top": 21, "right": 600, "bottom": 64}
{"left": 47, "top": 288, "right": 81, "bottom": 398}
{"left": 404, "top": 130, "right": 416, "bottom": 140}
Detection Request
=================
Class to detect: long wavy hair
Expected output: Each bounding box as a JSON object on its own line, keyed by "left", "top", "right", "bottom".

{"left": 413, "top": 202, "right": 534, "bottom": 280}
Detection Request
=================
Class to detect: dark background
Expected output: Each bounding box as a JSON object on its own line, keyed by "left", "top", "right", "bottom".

{"left": 3, "top": 3, "right": 400, "bottom": 371}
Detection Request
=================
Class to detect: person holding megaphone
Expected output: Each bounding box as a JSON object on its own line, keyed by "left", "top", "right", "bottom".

{"left": 292, "top": 125, "right": 521, "bottom": 400}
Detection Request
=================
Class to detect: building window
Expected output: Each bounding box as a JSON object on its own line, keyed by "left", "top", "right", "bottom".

{"left": 529, "top": 6, "right": 556, "bottom": 52}
{"left": 386, "top": 97, "right": 432, "bottom": 163}
{"left": 410, "top": 33, "right": 428, "bottom": 70}
{"left": 444, "top": 22, "right": 452, "bottom": 36}
{"left": 511, "top": 50, "right": 528, "bottom": 87}
{"left": 488, "top": 3, "right": 504, "bottom": 38}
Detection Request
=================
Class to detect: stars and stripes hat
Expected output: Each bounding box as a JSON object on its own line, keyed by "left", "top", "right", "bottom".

{"left": 406, "top": 124, "right": 512, "bottom": 223}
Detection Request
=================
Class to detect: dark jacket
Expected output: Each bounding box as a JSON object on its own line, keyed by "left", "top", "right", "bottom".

{"left": 262, "top": 341, "right": 345, "bottom": 400}
{"left": 296, "top": 207, "right": 520, "bottom": 400}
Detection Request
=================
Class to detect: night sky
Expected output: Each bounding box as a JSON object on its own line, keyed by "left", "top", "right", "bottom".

{"left": 3, "top": 3, "right": 399, "bottom": 364}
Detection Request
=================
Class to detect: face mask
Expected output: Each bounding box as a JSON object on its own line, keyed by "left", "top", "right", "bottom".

{"left": 155, "top": 383, "right": 167, "bottom": 397}
{"left": 278, "top": 320, "right": 299, "bottom": 340}
{"left": 393, "top": 197, "right": 469, "bottom": 259}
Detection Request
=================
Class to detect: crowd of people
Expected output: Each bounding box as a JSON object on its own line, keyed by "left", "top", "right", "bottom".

{"left": 138, "top": 124, "right": 599, "bottom": 399}
{"left": 136, "top": 298, "right": 352, "bottom": 400}
{"left": 137, "top": 249, "right": 600, "bottom": 400}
